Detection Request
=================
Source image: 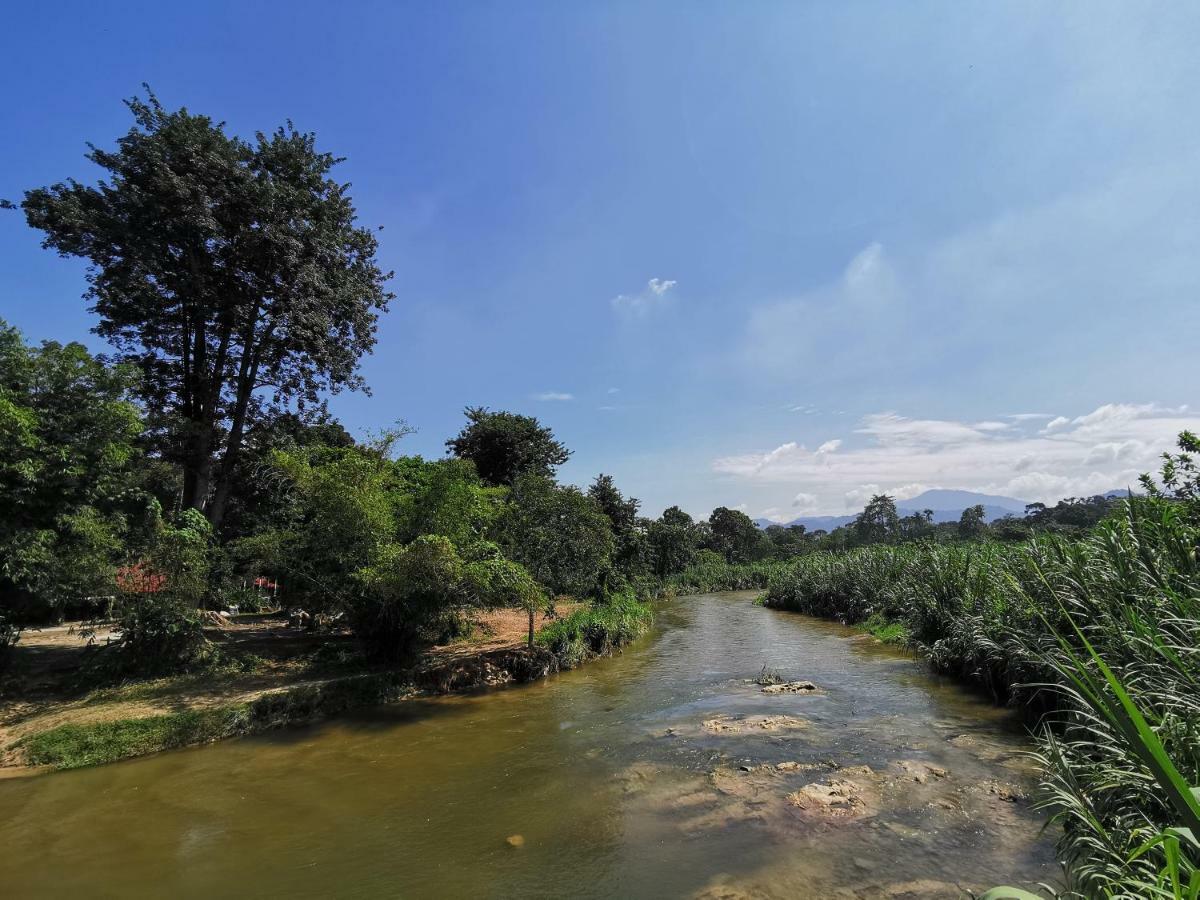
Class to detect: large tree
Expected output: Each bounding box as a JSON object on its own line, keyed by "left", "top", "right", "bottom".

{"left": 707, "top": 506, "right": 762, "bottom": 563}
{"left": 646, "top": 505, "right": 702, "bottom": 576}
{"left": 497, "top": 474, "right": 613, "bottom": 598}
{"left": 588, "top": 473, "right": 645, "bottom": 575}
{"left": 446, "top": 407, "right": 569, "bottom": 487}
{"left": 853, "top": 494, "right": 899, "bottom": 544}
{"left": 17, "top": 91, "right": 392, "bottom": 527}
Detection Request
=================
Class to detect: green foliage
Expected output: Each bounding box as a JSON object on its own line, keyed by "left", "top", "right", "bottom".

{"left": 853, "top": 493, "right": 900, "bottom": 544}
{"left": 351, "top": 534, "right": 525, "bottom": 659}
{"left": 0, "top": 320, "right": 144, "bottom": 621}
{"left": 536, "top": 592, "right": 652, "bottom": 668}
{"left": 498, "top": 474, "right": 614, "bottom": 598}
{"left": 446, "top": 407, "right": 570, "bottom": 487}
{"left": 646, "top": 505, "right": 704, "bottom": 576}
{"left": 22, "top": 705, "right": 251, "bottom": 770}
{"left": 588, "top": 473, "right": 647, "bottom": 576}
{"left": 764, "top": 472, "right": 1200, "bottom": 894}
{"left": 264, "top": 444, "right": 399, "bottom": 611}
{"left": 394, "top": 456, "right": 502, "bottom": 546}
{"left": 958, "top": 503, "right": 987, "bottom": 539}
{"left": 20, "top": 89, "right": 391, "bottom": 523}
{"left": 706, "top": 506, "right": 762, "bottom": 563}
{"left": 96, "top": 596, "right": 210, "bottom": 679}
{"left": 668, "top": 558, "right": 783, "bottom": 594}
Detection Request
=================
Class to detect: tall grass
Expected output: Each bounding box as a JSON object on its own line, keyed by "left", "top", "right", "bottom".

{"left": 536, "top": 591, "right": 653, "bottom": 668}
{"left": 763, "top": 496, "right": 1200, "bottom": 895}
{"left": 666, "top": 559, "right": 785, "bottom": 595}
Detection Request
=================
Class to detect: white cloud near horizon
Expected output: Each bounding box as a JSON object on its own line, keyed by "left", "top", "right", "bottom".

{"left": 713, "top": 402, "right": 1195, "bottom": 515}
{"left": 534, "top": 391, "right": 574, "bottom": 402}
{"left": 611, "top": 277, "right": 678, "bottom": 317}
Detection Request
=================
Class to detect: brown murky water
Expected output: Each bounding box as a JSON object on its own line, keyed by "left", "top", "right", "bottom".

{"left": 0, "top": 592, "right": 1057, "bottom": 898}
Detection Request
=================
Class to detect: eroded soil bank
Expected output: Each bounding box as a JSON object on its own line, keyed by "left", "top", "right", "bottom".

{"left": 0, "top": 592, "right": 1058, "bottom": 898}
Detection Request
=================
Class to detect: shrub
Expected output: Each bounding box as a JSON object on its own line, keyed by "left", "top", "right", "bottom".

{"left": 536, "top": 591, "right": 652, "bottom": 667}
{"left": 89, "top": 596, "right": 210, "bottom": 679}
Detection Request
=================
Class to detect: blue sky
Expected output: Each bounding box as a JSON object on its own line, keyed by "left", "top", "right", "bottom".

{"left": 3, "top": 2, "right": 1198, "bottom": 519}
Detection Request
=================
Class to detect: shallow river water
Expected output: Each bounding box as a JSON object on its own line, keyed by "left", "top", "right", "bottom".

{"left": 0, "top": 592, "right": 1057, "bottom": 898}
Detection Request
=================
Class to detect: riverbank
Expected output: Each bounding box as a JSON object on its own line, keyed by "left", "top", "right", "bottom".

{"left": 0, "top": 591, "right": 1057, "bottom": 898}
{"left": 1, "top": 600, "right": 652, "bottom": 774}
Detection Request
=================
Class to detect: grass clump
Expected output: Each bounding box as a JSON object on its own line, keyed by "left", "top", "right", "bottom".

{"left": 22, "top": 705, "right": 251, "bottom": 770}
{"left": 536, "top": 592, "right": 652, "bottom": 668}
{"left": 858, "top": 614, "right": 908, "bottom": 645}
{"left": 754, "top": 665, "right": 785, "bottom": 686}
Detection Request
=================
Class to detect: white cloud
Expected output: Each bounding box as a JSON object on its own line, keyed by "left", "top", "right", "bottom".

{"left": 711, "top": 401, "right": 1199, "bottom": 513}
{"left": 1044, "top": 416, "right": 1071, "bottom": 432}
{"left": 791, "top": 492, "right": 818, "bottom": 512}
{"left": 535, "top": 392, "right": 574, "bottom": 402}
{"left": 856, "top": 413, "right": 990, "bottom": 448}
{"left": 611, "top": 278, "right": 678, "bottom": 317}
{"left": 816, "top": 439, "right": 842, "bottom": 453}
{"left": 607, "top": 387, "right": 620, "bottom": 394}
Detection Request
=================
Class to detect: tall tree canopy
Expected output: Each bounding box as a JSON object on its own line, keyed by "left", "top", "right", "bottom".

{"left": 707, "top": 506, "right": 761, "bottom": 563}
{"left": 853, "top": 494, "right": 899, "bottom": 544}
{"left": 497, "top": 475, "right": 613, "bottom": 597}
{"left": 18, "top": 91, "right": 392, "bottom": 527}
{"left": 445, "top": 407, "right": 569, "bottom": 487}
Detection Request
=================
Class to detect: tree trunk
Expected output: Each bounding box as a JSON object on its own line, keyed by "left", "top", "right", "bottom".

{"left": 206, "top": 307, "right": 264, "bottom": 530}
{"left": 527, "top": 604, "right": 535, "bottom": 648}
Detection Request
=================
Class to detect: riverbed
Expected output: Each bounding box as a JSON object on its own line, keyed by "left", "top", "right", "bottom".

{"left": 0, "top": 591, "right": 1057, "bottom": 898}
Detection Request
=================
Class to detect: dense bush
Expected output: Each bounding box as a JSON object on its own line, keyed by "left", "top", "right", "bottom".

{"left": 764, "top": 489, "right": 1200, "bottom": 894}
{"left": 94, "top": 596, "right": 210, "bottom": 679}
{"left": 536, "top": 592, "right": 653, "bottom": 668}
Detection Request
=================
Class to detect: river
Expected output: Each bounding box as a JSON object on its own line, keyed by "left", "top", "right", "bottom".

{"left": 0, "top": 591, "right": 1057, "bottom": 898}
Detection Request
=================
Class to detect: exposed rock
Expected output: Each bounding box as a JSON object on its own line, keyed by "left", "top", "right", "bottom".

{"left": 702, "top": 715, "right": 809, "bottom": 734}
{"left": 761, "top": 681, "right": 820, "bottom": 694}
{"left": 892, "top": 760, "right": 949, "bottom": 784}
{"left": 982, "top": 780, "right": 1028, "bottom": 803}
{"left": 505, "top": 834, "right": 525, "bottom": 848}
{"left": 785, "top": 779, "right": 868, "bottom": 817}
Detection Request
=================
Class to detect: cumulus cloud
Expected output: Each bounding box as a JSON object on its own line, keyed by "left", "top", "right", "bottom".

{"left": 816, "top": 439, "right": 842, "bottom": 454}
{"left": 611, "top": 278, "right": 678, "bottom": 316}
{"left": 791, "top": 492, "right": 818, "bottom": 512}
{"left": 711, "top": 402, "right": 1198, "bottom": 513}
{"left": 1043, "top": 416, "right": 1071, "bottom": 432}
{"left": 535, "top": 392, "right": 574, "bottom": 402}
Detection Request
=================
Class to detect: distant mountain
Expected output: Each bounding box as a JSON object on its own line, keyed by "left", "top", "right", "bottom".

{"left": 756, "top": 514, "right": 855, "bottom": 532}
{"left": 757, "top": 489, "right": 1032, "bottom": 531}
{"left": 898, "top": 489, "right": 1028, "bottom": 514}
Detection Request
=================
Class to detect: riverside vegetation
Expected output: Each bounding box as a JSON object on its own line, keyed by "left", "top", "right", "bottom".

{"left": 764, "top": 433, "right": 1200, "bottom": 899}
{"left": 1, "top": 91, "right": 1196, "bottom": 898}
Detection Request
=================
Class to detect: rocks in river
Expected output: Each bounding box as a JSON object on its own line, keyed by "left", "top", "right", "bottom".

{"left": 982, "top": 780, "right": 1028, "bottom": 802}
{"left": 785, "top": 777, "right": 876, "bottom": 819}
{"left": 702, "top": 714, "right": 809, "bottom": 734}
{"left": 760, "top": 681, "right": 820, "bottom": 695}
{"left": 892, "top": 760, "right": 949, "bottom": 784}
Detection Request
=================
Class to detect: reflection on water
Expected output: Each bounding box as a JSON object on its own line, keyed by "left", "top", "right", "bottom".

{"left": 0, "top": 592, "right": 1057, "bottom": 898}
